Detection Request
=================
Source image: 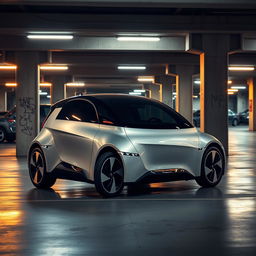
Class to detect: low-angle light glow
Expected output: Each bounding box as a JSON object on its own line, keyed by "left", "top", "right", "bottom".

{"left": 137, "top": 77, "right": 154, "bottom": 82}
{"left": 65, "top": 82, "right": 85, "bottom": 87}
{"left": 5, "top": 82, "right": 17, "bottom": 87}
{"left": 134, "top": 89, "right": 146, "bottom": 93}
{"left": 27, "top": 35, "right": 73, "bottom": 40}
{"left": 129, "top": 92, "right": 141, "bottom": 95}
{"left": 0, "top": 65, "right": 17, "bottom": 70}
{"left": 40, "top": 82, "right": 52, "bottom": 87}
{"left": 228, "top": 66, "right": 255, "bottom": 71}
{"left": 231, "top": 86, "right": 247, "bottom": 89}
{"left": 40, "top": 65, "right": 68, "bottom": 70}
{"left": 118, "top": 66, "right": 146, "bottom": 70}
{"left": 117, "top": 37, "right": 160, "bottom": 42}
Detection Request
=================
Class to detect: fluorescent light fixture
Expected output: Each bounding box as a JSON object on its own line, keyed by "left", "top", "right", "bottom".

{"left": 228, "top": 66, "right": 255, "bottom": 71}
{"left": 117, "top": 37, "right": 160, "bottom": 42}
{"left": 40, "top": 82, "right": 52, "bottom": 87}
{"left": 118, "top": 66, "right": 146, "bottom": 70}
{"left": 47, "top": 95, "right": 51, "bottom": 98}
{"left": 65, "top": 82, "right": 85, "bottom": 87}
{"left": 40, "top": 65, "right": 68, "bottom": 70}
{"left": 173, "top": 92, "right": 177, "bottom": 95}
{"left": 228, "top": 80, "right": 232, "bottom": 84}
{"left": 194, "top": 80, "right": 200, "bottom": 84}
{"left": 29, "top": 31, "right": 72, "bottom": 34}
{"left": 39, "top": 91, "right": 48, "bottom": 95}
{"left": 137, "top": 77, "right": 154, "bottom": 82}
{"left": 27, "top": 35, "right": 73, "bottom": 40}
{"left": 231, "top": 86, "right": 246, "bottom": 89}
{"left": 193, "top": 95, "right": 198, "bottom": 98}
{"left": 5, "top": 82, "right": 17, "bottom": 87}
{"left": 228, "top": 92, "right": 234, "bottom": 95}
{"left": 0, "top": 65, "right": 17, "bottom": 70}
{"left": 134, "top": 89, "right": 146, "bottom": 93}
{"left": 228, "top": 89, "right": 238, "bottom": 92}
{"left": 129, "top": 92, "right": 141, "bottom": 95}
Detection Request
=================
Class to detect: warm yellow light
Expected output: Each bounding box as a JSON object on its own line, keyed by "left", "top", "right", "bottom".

{"left": 193, "top": 95, "right": 198, "bottom": 98}
{"left": 40, "top": 65, "right": 68, "bottom": 70}
{"left": 228, "top": 89, "right": 238, "bottom": 92}
{"left": 40, "top": 82, "right": 52, "bottom": 87}
{"left": 228, "top": 92, "right": 234, "bottom": 95}
{"left": 65, "top": 82, "right": 85, "bottom": 87}
{"left": 228, "top": 80, "right": 232, "bottom": 84}
{"left": 228, "top": 66, "right": 255, "bottom": 71}
{"left": 71, "top": 114, "right": 81, "bottom": 121}
{"left": 5, "top": 82, "right": 17, "bottom": 87}
{"left": 0, "top": 65, "right": 17, "bottom": 70}
{"left": 137, "top": 76, "right": 155, "bottom": 82}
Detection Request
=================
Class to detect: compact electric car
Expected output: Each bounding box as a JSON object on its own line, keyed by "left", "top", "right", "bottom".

{"left": 28, "top": 94, "right": 226, "bottom": 197}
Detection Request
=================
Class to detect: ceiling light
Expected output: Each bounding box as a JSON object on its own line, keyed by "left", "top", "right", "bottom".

{"left": 228, "top": 66, "right": 255, "bottom": 71}
{"left": 134, "top": 89, "right": 146, "bottom": 93}
{"left": 193, "top": 95, "right": 198, "bottom": 98}
{"left": 29, "top": 31, "right": 72, "bottom": 34}
{"left": 47, "top": 95, "right": 51, "bottom": 98}
{"left": 173, "top": 92, "right": 177, "bottom": 95}
{"left": 27, "top": 35, "right": 73, "bottom": 40}
{"left": 40, "top": 82, "right": 52, "bottom": 87}
{"left": 118, "top": 66, "right": 146, "bottom": 70}
{"left": 228, "top": 92, "right": 234, "bottom": 95}
{"left": 39, "top": 91, "right": 48, "bottom": 95}
{"left": 0, "top": 65, "right": 17, "bottom": 70}
{"left": 129, "top": 92, "right": 142, "bottom": 95}
{"left": 231, "top": 86, "right": 246, "bottom": 89}
{"left": 194, "top": 80, "right": 200, "bottom": 84}
{"left": 228, "top": 80, "right": 232, "bottom": 84}
{"left": 137, "top": 77, "right": 154, "bottom": 82}
{"left": 117, "top": 37, "right": 160, "bottom": 42}
{"left": 228, "top": 89, "right": 238, "bottom": 92}
{"left": 5, "top": 82, "right": 17, "bottom": 87}
{"left": 40, "top": 65, "right": 68, "bottom": 70}
{"left": 65, "top": 82, "right": 85, "bottom": 87}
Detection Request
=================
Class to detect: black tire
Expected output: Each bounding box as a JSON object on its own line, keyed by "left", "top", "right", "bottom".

{"left": 0, "top": 127, "right": 6, "bottom": 143}
{"left": 232, "top": 119, "right": 238, "bottom": 126}
{"left": 195, "top": 146, "right": 224, "bottom": 187}
{"left": 28, "top": 147, "right": 56, "bottom": 189}
{"left": 94, "top": 152, "right": 124, "bottom": 197}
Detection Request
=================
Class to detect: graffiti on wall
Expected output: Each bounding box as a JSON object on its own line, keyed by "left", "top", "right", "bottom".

{"left": 19, "top": 97, "right": 35, "bottom": 136}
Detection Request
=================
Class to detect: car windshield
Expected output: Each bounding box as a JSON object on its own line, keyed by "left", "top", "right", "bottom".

{"left": 96, "top": 96, "right": 193, "bottom": 129}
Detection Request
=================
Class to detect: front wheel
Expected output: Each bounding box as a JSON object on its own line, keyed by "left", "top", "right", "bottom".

{"left": 195, "top": 146, "right": 224, "bottom": 187}
{"left": 0, "top": 127, "right": 6, "bottom": 143}
{"left": 232, "top": 119, "right": 238, "bottom": 126}
{"left": 94, "top": 152, "right": 124, "bottom": 197}
{"left": 28, "top": 147, "right": 56, "bottom": 189}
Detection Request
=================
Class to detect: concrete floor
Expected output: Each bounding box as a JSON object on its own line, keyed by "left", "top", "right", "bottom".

{"left": 0, "top": 126, "right": 256, "bottom": 256}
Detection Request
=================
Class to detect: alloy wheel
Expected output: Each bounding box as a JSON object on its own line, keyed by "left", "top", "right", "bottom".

{"left": 100, "top": 156, "right": 124, "bottom": 194}
{"left": 204, "top": 150, "right": 223, "bottom": 184}
{"left": 30, "top": 150, "right": 45, "bottom": 184}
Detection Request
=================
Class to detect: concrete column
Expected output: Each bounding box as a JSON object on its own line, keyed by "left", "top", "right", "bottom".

{"left": 155, "top": 75, "right": 174, "bottom": 107}
{"left": 150, "top": 84, "right": 160, "bottom": 101}
{"left": 237, "top": 91, "right": 248, "bottom": 113}
{"left": 49, "top": 76, "right": 70, "bottom": 104}
{"left": 200, "top": 34, "right": 229, "bottom": 153}
{"left": 0, "top": 87, "right": 7, "bottom": 111}
{"left": 175, "top": 65, "right": 194, "bottom": 123}
{"left": 15, "top": 51, "right": 41, "bottom": 156}
{"left": 248, "top": 77, "right": 256, "bottom": 131}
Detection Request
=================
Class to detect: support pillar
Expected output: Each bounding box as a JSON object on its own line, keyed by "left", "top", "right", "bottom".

{"left": 248, "top": 77, "right": 256, "bottom": 131}
{"left": 155, "top": 75, "right": 174, "bottom": 108}
{"left": 200, "top": 34, "right": 229, "bottom": 153}
{"left": 150, "top": 84, "right": 160, "bottom": 101}
{"left": 15, "top": 51, "right": 41, "bottom": 156}
{"left": 49, "top": 76, "right": 70, "bottom": 104}
{"left": 0, "top": 87, "right": 7, "bottom": 111}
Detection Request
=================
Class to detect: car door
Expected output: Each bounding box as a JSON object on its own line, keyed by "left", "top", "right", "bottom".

{"left": 51, "top": 99, "right": 100, "bottom": 172}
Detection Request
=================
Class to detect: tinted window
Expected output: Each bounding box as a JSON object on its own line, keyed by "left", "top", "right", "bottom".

{"left": 40, "top": 105, "right": 51, "bottom": 119}
{"left": 57, "top": 100, "right": 98, "bottom": 123}
{"left": 96, "top": 96, "right": 193, "bottom": 129}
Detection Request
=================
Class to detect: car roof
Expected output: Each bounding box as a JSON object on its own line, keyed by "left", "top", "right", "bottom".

{"left": 52, "top": 93, "right": 150, "bottom": 108}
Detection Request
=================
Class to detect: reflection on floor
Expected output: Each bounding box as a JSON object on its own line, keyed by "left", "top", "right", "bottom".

{"left": 0, "top": 126, "right": 256, "bottom": 255}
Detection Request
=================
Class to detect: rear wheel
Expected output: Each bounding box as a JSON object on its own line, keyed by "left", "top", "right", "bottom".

{"left": 232, "top": 119, "right": 238, "bottom": 126}
{"left": 29, "top": 147, "right": 56, "bottom": 188}
{"left": 0, "top": 127, "right": 6, "bottom": 143}
{"left": 196, "top": 146, "right": 224, "bottom": 187}
{"left": 94, "top": 152, "right": 124, "bottom": 197}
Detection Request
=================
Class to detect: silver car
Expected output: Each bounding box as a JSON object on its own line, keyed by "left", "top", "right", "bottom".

{"left": 28, "top": 94, "right": 226, "bottom": 197}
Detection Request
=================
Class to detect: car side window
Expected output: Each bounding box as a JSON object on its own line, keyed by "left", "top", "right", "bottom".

{"left": 57, "top": 100, "right": 98, "bottom": 123}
